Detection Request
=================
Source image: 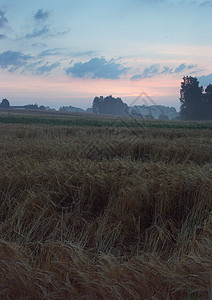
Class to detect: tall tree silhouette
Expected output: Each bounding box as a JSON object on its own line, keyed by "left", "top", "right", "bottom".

{"left": 204, "top": 84, "right": 212, "bottom": 119}
{"left": 180, "top": 76, "right": 203, "bottom": 120}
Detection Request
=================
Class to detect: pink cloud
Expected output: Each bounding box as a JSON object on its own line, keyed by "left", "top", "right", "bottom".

{"left": 0, "top": 70, "right": 181, "bottom": 108}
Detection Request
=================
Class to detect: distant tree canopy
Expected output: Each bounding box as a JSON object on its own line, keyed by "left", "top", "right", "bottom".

{"left": 24, "top": 104, "right": 39, "bottom": 109}
{"left": 59, "top": 106, "right": 84, "bottom": 113}
{"left": 0, "top": 98, "right": 10, "bottom": 108}
{"left": 24, "top": 104, "right": 46, "bottom": 110}
{"left": 92, "top": 95, "right": 128, "bottom": 116}
{"left": 180, "top": 76, "right": 212, "bottom": 120}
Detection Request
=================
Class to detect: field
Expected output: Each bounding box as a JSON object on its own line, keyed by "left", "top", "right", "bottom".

{"left": 1, "top": 108, "right": 212, "bottom": 130}
{"left": 0, "top": 111, "right": 211, "bottom": 299}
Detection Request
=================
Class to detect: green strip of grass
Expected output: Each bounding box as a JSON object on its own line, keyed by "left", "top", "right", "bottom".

{"left": 0, "top": 114, "right": 212, "bottom": 130}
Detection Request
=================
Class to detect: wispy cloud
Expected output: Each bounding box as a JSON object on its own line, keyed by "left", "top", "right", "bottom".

{"left": 49, "top": 30, "right": 70, "bottom": 38}
{"left": 188, "top": 64, "right": 197, "bottom": 69}
{"left": 31, "top": 42, "right": 47, "bottom": 48}
{"left": 39, "top": 48, "right": 62, "bottom": 57}
{"left": 71, "top": 51, "right": 97, "bottom": 58}
{"left": 0, "top": 33, "right": 5, "bottom": 39}
{"left": 25, "top": 26, "right": 49, "bottom": 39}
{"left": 0, "top": 50, "right": 32, "bottom": 70}
{"left": 66, "top": 57, "right": 129, "bottom": 79}
{"left": 0, "top": 49, "right": 60, "bottom": 75}
{"left": 34, "top": 9, "right": 49, "bottom": 21}
{"left": 131, "top": 64, "right": 163, "bottom": 81}
{"left": 200, "top": 1, "right": 212, "bottom": 7}
{"left": 35, "top": 62, "right": 60, "bottom": 75}
{"left": 173, "top": 63, "right": 186, "bottom": 73}
{"left": 131, "top": 64, "right": 160, "bottom": 81}
{"left": 0, "top": 10, "right": 8, "bottom": 29}
{"left": 131, "top": 63, "right": 197, "bottom": 81}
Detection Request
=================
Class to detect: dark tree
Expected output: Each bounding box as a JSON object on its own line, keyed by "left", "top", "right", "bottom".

{"left": 180, "top": 76, "right": 203, "bottom": 120}
{"left": 92, "top": 95, "right": 128, "bottom": 116}
{"left": 0, "top": 98, "right": 10, "bottom": 108}
{"left": 24, "top": 104, "right": 39, "bottom": 109}
{"left": 203, "top": 84, "right": 212, "bottom": 120}
{"left": 205, "top": 84, "right": 212, "bottom": 103}
{"left": 92, "top": 96, "right": 103, "bottom": 113}
{"left": 39, "top": 105, "right": 46, "bottom": 110}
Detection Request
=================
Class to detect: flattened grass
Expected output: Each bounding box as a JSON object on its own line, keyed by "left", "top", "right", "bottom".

{"left": 0, "top": 123, "right": 211, "bottom": 299}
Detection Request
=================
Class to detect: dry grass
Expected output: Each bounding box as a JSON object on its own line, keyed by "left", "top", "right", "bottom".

{"left": 0, "top": 123, "right": 211, "bottom": 299}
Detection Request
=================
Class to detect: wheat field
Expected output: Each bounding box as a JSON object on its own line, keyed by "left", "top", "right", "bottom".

{"left": 0, "top": 122, "right": 211, "bottom": 299}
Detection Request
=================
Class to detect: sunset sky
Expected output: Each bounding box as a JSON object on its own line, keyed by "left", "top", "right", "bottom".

{"left": 0, "top": 0, "right": 212, "bottom": 110}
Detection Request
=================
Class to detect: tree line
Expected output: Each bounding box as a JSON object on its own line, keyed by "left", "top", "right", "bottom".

{"left": 180, "top": 76, "right": 212, "bottom": 120}
{"left": 92, "top": 77, "right": 212, "bottom": 120}
{"left": 0, "top": 100, "right": 55, "bottom": 111}
{"left": 1, "top": 76, "right": 211, "bottom": 120}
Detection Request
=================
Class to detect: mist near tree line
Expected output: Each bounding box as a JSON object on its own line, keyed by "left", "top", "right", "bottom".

{"left": 1, "top": 76, "right": 212, "bottom": 121}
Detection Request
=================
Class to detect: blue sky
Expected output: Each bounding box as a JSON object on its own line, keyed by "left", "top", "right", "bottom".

{"left": 0, "top": 0, "right": 212, "bottom": 109}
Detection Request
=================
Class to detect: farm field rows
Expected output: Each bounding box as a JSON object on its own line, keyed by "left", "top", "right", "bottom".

{"left": 0, "top": 119, "right": 211, "bottom": 299}
{"left": 1, "top": 109, "right": 212, "bottom": 130}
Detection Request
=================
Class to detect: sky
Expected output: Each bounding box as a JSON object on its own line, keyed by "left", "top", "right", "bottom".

{"left": 0, "top": 0, "right": 212, "bottom": 110}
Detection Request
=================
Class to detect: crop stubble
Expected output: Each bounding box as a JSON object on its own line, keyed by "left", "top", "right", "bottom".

{"left": 0, "top": 123, "right": 211, "bottom": 299}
